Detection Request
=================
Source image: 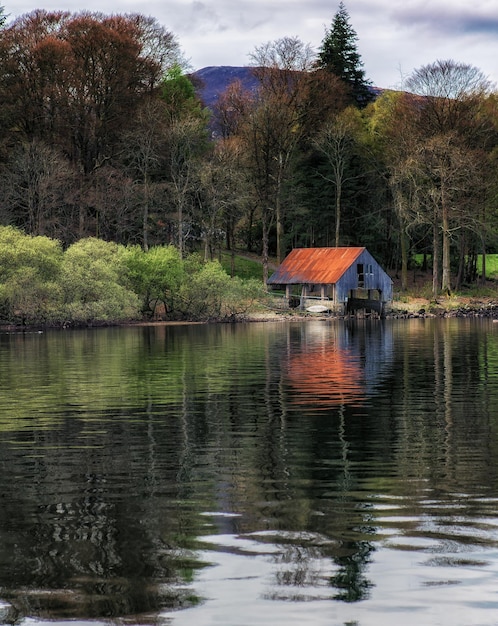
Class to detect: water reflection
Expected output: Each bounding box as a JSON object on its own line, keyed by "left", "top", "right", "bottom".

{"left": 285, "top": 325, "right": 367, "bottom": 407}
{"left": 0, "top": 319, "right": 498, "bottom": 625}
{"left": 283, "top": 321, "right": 394, "bottom": 408}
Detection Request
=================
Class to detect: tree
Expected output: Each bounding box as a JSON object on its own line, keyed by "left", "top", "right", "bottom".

{"left": 118, "top": 98, "right": 169, "bottom": 250}
{"left": 124, "top": 244, "right": 184, "bottom": 317}
{"left": 312, "top": 107, "right": 364, "bottom": 247}
{"left": 404, "top": 59, "right": 494, "bottom": 295}
{"left": 366, "top": 90, "right": 423, "bottom": 291}
{"left": 317, "top": 2, "right": 373, "bottom": 107}
{"left": 178, "top": 257, "right": 264, "bottom": 320}
{"left": 161, "top": 64, "right": 205, "bottom": 123}
{"left": 212, "top": 37, "right": 348, "bottom": 275}
{"left": 166, "top": 116, "right": 209, "bottom": 257}
{"left": 196, "top": 148, "right": 237, "bottom": 262}
{"left": 0, "top": 139, "right": 77, "bottom": 239}
{"left": 248, "top": 36, "right": 337, "bottom": 272}
{"left": 83, "top": 165, "right": 138, "bottom": 245}
{"left": 213, "top": 79, "right": 253, "bottom": 140}
{"left": 0, "top": 11, "right": 183, "bottom": 173}
{"left": 199, "top": 137, "right": 249, "bottom": 272}
{"left": 159, "top": 67, "right": 210, "bottom": 257}
{"left": 212, "top": 83, "right": 262, "bottom": 255}
{"left": 0, "top": 10, "right": 185, "bottom": 244}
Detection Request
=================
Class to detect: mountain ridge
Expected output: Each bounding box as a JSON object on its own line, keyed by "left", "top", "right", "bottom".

{"left": 191, "top": 66, "right": 385, "bottom": 109}
{"left": 191, "top": 66, "right": 259, "bottom": 107}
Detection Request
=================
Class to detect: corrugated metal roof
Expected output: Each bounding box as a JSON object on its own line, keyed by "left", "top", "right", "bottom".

{"left": 268, "top": 247, "right": 365, "bottom": 284}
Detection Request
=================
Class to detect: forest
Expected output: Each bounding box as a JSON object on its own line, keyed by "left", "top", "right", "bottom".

{"left": 1, "top": 2, "right": 498, "bottom": 325}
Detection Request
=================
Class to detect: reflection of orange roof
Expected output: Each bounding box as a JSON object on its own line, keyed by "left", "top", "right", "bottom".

{"left": 286, "top": 345, "right": 365, "bottom": 407}
{"left": 268, "top": 247, "right": 364, "bottom": 285}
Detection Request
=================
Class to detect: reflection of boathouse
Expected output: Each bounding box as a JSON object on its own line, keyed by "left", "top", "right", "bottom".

{"left": 267, "top": 247, "right": 393, "bottom": 316}
{"left": 285, "top": 322, "right": 394, "bottom": 407}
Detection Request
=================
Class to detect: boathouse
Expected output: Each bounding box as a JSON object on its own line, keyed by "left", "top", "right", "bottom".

{"left": 267, "top": 247, "right": 393, "bottom": 316}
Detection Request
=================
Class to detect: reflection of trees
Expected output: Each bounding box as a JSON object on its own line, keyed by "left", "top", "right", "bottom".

{"left": 329, "top": 540, "right": 375, "bottom": 602}
{"left": 0, "top": 323, "right": 301, "bottom": 621}
{"left": 154, "top": 321, "right": 384, "bottom": 605}
{"left": 389, "top": 319, "right": 496, "bottom": 490}
{"left": 2, "top": 319, "right": 498, "bottom": 622}
{"left": 0, "top": 412, "right": 206, "bottom": 622}
{"left": 229, "top": 321, "right": 389, "bottom": 602}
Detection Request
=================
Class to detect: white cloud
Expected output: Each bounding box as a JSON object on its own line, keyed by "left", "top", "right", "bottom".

{"left": 6, "top": 0, "right": 498, "bottom": 88}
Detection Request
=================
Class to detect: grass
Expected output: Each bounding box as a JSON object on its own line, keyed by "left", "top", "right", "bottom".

{"left": 219, "top": 251, "right": 267, "bottom": 281}
{"left": 414, "top": 254, "right": 498, "bottom": 280}
{"left": 476, "top": 255, "right": 498, "bottom": 279}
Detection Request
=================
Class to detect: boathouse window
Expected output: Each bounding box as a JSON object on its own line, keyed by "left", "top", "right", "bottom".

{"left": 357, "top": 264, "right": 365, "bottom": 287}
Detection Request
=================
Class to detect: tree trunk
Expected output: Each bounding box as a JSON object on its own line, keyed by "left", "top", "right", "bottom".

{"left": 432, "top": 222, "right": 440, "bottom": 299}
{"left": 481, "top": 240, "right": 487, "bottom": 286}
{"left": 178, "top": 201, "right": 184, "bottom": 259}
{"left": 276, "top": 194, "right": 283, "bottom": 264}
{"left": 143, "top": 175, "right": 149, "bottom": 252}
{"left": 262, "top": 208, "right": 270, "bottom": 287}
{"left": 441, "top": 182, "right": 451, "bottom": 294}
{"left": 276, "top": 153, "right": 284, "bottom": 264}
{"left": 400, "top": 227, "right": 408, "bottom": 292}
{"left": 335, "top": 178, "right": 342, "bottom": 248}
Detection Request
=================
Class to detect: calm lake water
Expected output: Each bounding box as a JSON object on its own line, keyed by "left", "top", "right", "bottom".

{"left": 1, "top": 318, "right": 498, "bottom": 626}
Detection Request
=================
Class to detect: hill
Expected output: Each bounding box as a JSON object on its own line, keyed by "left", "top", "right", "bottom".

{"left": 191, "top": 66, "right": 385, "bottom": 109}
{"left": 191, "top": 66, "right": 259, "bottom": 107}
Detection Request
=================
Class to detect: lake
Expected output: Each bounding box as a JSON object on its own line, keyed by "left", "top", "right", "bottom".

{"left": 1, "top": 318, "right": 498, "bottom": 626}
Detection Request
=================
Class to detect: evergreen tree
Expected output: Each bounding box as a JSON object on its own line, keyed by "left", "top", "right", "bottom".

{"left": 317, "top": 2, "right": 373, "bottom": 106}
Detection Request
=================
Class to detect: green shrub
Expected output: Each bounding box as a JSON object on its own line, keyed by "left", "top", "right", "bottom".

{"left": 61, "top": 238, "right": 140, "bottom": 324}
{"left": 124, "top": 244, "right": 184, "bottom": 317}
{"left": 0, "top": 226, "right": 266, "bottom": 325}
{"left": 178, "top": 259, "right": 265, "bottom": 320}
{"left": 0, "top": 226, "right": 63, "bottom": 323}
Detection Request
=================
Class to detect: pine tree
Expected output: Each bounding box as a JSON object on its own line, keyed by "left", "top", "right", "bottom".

{"left": 317, "top": 2, "right": 373, "bottom": 106}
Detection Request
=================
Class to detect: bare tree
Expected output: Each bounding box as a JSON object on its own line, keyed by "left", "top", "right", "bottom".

{"left": 0, "top": 138, "right": 76, "bottom": 239}
{"left": 312, "top": 107, "right": 363, "bottom": 247}
{"left": 195, "top": 137, "right": 248, "bottom": 267}
{"left": 167, "top": 117, "right": 208, "bottom": 257}
{"left": 402, "top": 60, "right": 494, "bottom": 295}
{"left": 119, "top": 98, "right": 170, "bottom": 250}
{"left": 249, "top": 37, "right": 316, "bottom": 266}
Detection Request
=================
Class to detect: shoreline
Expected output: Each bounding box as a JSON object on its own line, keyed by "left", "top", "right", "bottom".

{"left": 2, "top": 296, "right": 498, "bottom": 332}
{"left": 243, "top": 293, "right": 498, "bottom": 322}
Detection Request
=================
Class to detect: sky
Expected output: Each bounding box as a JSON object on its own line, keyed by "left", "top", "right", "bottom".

{"left": 6, "top": 0, "right": 498, "bottom": 89}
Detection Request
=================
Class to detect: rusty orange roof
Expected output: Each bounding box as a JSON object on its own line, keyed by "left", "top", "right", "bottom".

{"left": 268, "top": 247, "right": 365, "bottom": 284}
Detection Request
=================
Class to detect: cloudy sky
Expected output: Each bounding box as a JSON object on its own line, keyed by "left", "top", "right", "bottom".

{"left": 6, "top": 0, "right": 498, "bottom": 89}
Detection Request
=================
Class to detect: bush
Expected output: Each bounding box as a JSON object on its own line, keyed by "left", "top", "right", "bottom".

{"left": 60, "top": 238, "right": 140, "bottom": 324}
{"left": 124, "top": 244, "right": 184, "bottom": 317}
{"left": 178, "top": 258, "right": 265, "bottom": 320}
{"left": 0, "top": 226, "right": 63, "bottom": 323}
{"left": 0, "top": 226, "right": 265, "bottom": 326}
